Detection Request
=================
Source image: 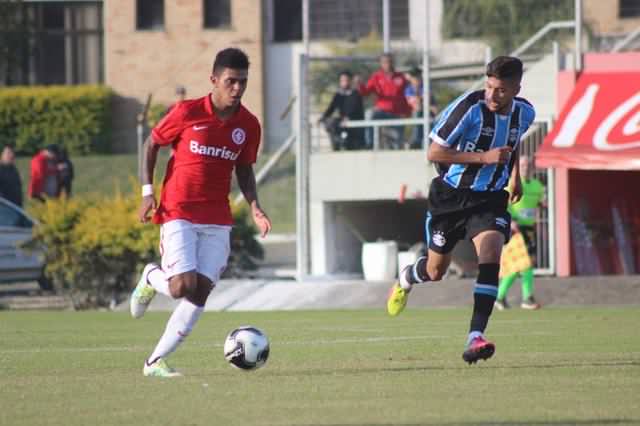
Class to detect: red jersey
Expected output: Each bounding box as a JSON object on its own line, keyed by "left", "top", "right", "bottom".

{"left": 359, "top": 70, "right": 411, "bottom": 117}
{"left": 28, "top": 151, "right": 59, "bottom": 198}
{"left": 151, "top": 94, "right": 261, "bottom": 225}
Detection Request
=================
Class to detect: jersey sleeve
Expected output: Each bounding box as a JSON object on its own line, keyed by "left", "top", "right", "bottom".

{"left": 521, "top": 103, "right": 537, "bottom": 133}
{"left": 236, "top": 120, "right": 261, "bottom": 166}
{"left": 151, "top": 102, "right": 186, "bottom": 146}
{"left": 429, "top": 95, "right": 474, "bottom": 148}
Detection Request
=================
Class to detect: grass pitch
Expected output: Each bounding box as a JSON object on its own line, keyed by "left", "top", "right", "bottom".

{"left": 1, "top": 307, "right": 639, "bottom": 425}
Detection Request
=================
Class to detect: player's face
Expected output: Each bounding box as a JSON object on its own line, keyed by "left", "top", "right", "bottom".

{"left": 339, "top": 74, "right": 351, "bottom": 90}
{"left": 484, "top": 76, "right": 520, "bottom": 114}
{"left": 380, "top": 55, "right": 393, "bottom": 73}
{"left": 210, "top": 68, "right": 249, "bottom": 109}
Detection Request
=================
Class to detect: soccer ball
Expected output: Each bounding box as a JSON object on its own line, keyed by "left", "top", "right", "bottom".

{"left": 223, "top": 326, "right": 270, "bottom": 370}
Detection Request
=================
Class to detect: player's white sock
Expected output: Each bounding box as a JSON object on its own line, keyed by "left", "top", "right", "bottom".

{"left": 399, "top": 267, "right": 413, "bottom": 291}
{"left": 466, "top": 331, "right": 483, "bottom": 346}
{"left": 147, "top": 267, "right": 172, "bottom": 297}
{"left": 147, "top": 299, "right": 203, "bottom": 364}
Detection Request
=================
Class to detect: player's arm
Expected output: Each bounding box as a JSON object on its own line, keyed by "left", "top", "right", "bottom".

{"left": 428, "top": 96, "right": 510, "bottom": 165}
{"left": 508, "top": 149, "right": 522, "bottom": 203}
{"left": 235, "top": 164, "right": 272, "bottom": 238}
{"left": 138, "top": 134, "right": 162, "bottom": 223}
{"left": 427, "top": 142, "right": 512, "bottom": 165}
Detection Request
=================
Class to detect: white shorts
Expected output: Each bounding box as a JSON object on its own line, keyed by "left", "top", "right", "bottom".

{"left": 159, "top": 219, "right": 231, "bottom": 283}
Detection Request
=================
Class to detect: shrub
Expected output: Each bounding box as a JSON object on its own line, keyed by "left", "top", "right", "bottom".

{"left": 0, "top": 85, "right": 112, "bottom": 155}
{"left": 28, "top": 189, "right": 264, "bottom": 309}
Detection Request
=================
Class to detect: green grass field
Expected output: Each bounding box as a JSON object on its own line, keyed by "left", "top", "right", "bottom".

{"left": 1, "top": 307, "right": 639, "bottom": 425}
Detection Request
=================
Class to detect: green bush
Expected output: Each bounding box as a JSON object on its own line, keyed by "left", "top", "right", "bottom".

{"left": 28, "top": 190, "right": 264, "bottom": 309}
{"left": 0, "top": 85, "right": 112, "bottom": 155}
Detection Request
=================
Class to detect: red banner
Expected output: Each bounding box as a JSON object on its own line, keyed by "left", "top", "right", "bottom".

{"left": 536, "top": 72, "right": 640, "bottom": 170}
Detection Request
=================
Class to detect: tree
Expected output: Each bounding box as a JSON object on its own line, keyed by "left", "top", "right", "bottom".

{"left": 442, "top": 0, "right": 574, "bottom": 54}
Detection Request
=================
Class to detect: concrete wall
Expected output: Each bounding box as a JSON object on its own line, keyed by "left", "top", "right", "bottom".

{"left": 104, "top": 0, "right": 264, "bottom": 152}
{"left": 309, "top": 151, "right": 437, "bottom": 275}
{"left": 584, "top": 0, "right": 640, "bottom": 35}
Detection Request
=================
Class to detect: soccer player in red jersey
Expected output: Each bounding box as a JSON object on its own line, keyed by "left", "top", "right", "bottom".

{"left": 130, "top": 48, "right": 272, "bottom": 377}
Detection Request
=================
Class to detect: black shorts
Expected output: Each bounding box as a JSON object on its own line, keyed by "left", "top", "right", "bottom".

{"left": 424, "top": 177, "right": 512, "bottom": 254}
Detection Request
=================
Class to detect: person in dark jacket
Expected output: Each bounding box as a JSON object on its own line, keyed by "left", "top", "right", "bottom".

{"left": 57, "top": 147, "right": 74, "bottom": 197}
{"left": 0, "top": 145, "right": 23, "bottom": 206}
{"left": 318, "top": 71, "right": 365, "bottom": 150}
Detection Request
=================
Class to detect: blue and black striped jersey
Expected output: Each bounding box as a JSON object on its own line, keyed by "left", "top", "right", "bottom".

{"left": 429, "top": 90, "right": 536, "bottom": 192}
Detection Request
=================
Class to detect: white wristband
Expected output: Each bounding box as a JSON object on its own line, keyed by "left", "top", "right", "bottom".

{"left": 142, "top": 184, "right": 154, "bottom": 197}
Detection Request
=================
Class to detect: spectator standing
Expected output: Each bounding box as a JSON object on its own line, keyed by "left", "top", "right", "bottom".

{"left": 357, "top": 53, "right": 411, "bottom": 149}
{"left": 318, "top": 71, "right": 365, "bottom": 150}
{"left": 0, "top": 145, "right": 23, "bottom": 206}
{"left": 57, "top": 147, "right": 74, "bottom": 197}
{"left": 28, "top": 144, "right": 59, "bottom": 202}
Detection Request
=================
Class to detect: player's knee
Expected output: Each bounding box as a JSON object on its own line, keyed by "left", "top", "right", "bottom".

{"left": 168, "top": 274, "right": 198, "bottom": 299}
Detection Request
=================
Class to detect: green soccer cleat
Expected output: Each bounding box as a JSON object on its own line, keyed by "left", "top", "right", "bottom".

{"left": 130, "top": 263, "right": 159, "bottom": 319}
{"left": 143, "top": 358, "right": 183, "bottom": 378}
{"left": 387, "top": 282, "right": 409, "bottom": 316}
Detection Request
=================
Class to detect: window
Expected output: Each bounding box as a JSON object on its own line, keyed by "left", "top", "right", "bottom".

{"left": 137, "top": 0, "right": 164, "bottom": 30}
{"left": 619, "top": 0, "right": 640, "bottom": 18}
{"left": 274, "top": 0, "right": 302, "bottom": 41}
{"left": 0, "top": 1, "right": 103, "bottom": 86}
{"left": 272, "top": 0, "right": 409, "bottom": 42}
{"left": 204, "top": 0, "right": 231, "bottom": 28}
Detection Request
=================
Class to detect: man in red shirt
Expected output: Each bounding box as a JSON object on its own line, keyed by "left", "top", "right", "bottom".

{"left": 357, "top": 53, "right": 411, "bottom": 149}
{"left": 28, "top": 144, "right": 59, "bottom": 202}
{"left": 130, "top": 48, "right": 272, "bottom": 377}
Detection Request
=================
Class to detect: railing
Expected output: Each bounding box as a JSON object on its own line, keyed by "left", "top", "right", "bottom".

{"left": 469, "top": 20, "right": 576, "bottom": 91}
{"left": 341, "top": 117, "right": 428, "bottom": 151}
{"left": 612, "top": 26, "right": 640, "bottom": 52}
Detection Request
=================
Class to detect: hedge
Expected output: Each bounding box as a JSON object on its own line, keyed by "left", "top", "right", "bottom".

{"left": 27, "top": 189, "right": 264, "bottom": 309}
{"left": 0, "top": 85, "right": 112, "bottom": 155}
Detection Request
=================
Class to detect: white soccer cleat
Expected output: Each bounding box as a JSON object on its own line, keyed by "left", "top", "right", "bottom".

{"left": 130, "top": 263, "right": 159, "bottom": 319}
{"left": 143, "top": 358, "right": 183, "bottom": 378}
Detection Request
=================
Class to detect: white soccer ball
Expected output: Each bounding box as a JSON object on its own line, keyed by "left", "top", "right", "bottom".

{"left": 223, "top": 326, "right": 270, "bottom": 370}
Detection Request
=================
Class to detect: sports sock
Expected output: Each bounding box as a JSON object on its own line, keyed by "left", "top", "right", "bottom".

{"left": 399, "top": 256, "right": 430, "bottom": 290}
{"left": 469, "top": 263, "right": 499, "bottom": 334}
{"left": 147, "top": 299, "right": 203, "bottom": 364}
{"left": 497, "top": 271, "right": 518, "bottom": 301}
{"left": 147, "top": 266, "right": 172, "bottom": 297}
{"left": 521, "top": 267, "right": 535, "bottom": 300}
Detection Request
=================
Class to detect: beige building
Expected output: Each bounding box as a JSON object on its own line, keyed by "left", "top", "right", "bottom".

{"left": 104, "top": 0, "right": 265, "bottom": 151}
{"left": 584, "top": 0, "right": 640, "bottom": 35}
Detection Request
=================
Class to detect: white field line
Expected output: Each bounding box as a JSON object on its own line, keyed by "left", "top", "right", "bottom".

{"left": 0, "top": 331, "right": 553, "bottom": 355}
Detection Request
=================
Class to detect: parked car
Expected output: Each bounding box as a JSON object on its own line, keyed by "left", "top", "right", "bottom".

{"left": 0, "top": 197, "right": 50, "bottom": 290}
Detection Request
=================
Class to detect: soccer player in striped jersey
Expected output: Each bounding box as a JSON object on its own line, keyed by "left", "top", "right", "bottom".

{"left": 387, "top": 56, "right": 536, "bottom": 364}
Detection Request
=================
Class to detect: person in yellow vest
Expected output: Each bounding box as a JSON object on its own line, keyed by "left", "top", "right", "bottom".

{"left": 495, "top": 154, "right": 545, "bottom": 310}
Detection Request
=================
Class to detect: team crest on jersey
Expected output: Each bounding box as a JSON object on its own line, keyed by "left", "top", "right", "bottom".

{"left": 232, "top": 128, "right": 246, "bottom": 145}
{"left": 432, "top": 231, "right": 446, "bottom": 247}
{"left": 481, "top": 126, "right": 494, "bottom": 137}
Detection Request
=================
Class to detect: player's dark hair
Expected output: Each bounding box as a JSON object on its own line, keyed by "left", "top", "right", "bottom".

{"left": 339, "top": 70, "right": 352, "bottom": 78}
{"left": 212, "top": 48, "right": 250, "bottom": 75}
{"left": 486, "top": 56, "right": 523, "bottom": 82}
